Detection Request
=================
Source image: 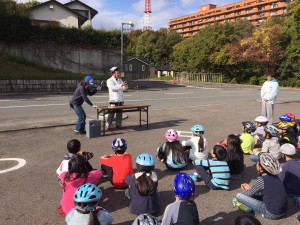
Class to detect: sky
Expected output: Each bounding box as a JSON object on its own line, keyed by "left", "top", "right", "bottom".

{"left": 17, "top": 0, "right": 238, "bottom": 30}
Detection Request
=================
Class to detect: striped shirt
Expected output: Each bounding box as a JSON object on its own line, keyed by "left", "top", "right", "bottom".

{"left": 194, "top": 159, "right": 231, "bottom": 190}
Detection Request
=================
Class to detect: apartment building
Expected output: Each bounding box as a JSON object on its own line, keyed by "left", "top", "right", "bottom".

{"left": 169, "top": 0, "right": 290, "bottom": 37}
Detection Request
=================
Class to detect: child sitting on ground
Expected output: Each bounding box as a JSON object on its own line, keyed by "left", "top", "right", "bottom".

{"left": 297, "top": 121, "right": 300, "bottom": 151}
{"left": 59, "top": 154, "right": 103, "bottom": 216}
{"left": 66, "top": 183, "right": 113, "bottom": 225}
{"left": 182, "top": 124, "right": 209, "bottom": 161}
{"left": 250, "top": 125, "right": 281, "bottom": 162}
{"left": 161, "top": 172, "right": 199, "bottom": 225}
{"left": 99, "top": 138, "right": 133, "bottom": 189}
{"left": 252, "top": 116, "right": 268, "bottom": 146}
{"left": 125, "top": 153, "right": 159, "bottom": 215}
{"left": 240, "top": 121, "right": 256, "bottom": 154}
{"left": 280, "top": 144, "right": 300, "bottom": 202}
{"left": 281, "top": 113, "right": 298, "bottom": 134}
{"left": 278, "top": 121, "right": 298, "bottom": 148}
{"left": 193, "top": 144, "right": 231, "bottom": 190}
{"left": 233, "top": 153, "right": 287, "bottom": 220}
{"left": 224, "top": 134, "right": 244, "bottom": 179}
{"left": 56, "top": 139, "right": 94, "bottom": 176}
{"left": 157, "top": 129, "right": 187, "bottom": 170}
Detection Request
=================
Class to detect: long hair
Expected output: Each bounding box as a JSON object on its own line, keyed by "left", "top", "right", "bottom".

{"left": 87, "top": 211, "right": 101, "bottom": 225}
{"left": 164, "top": 141, "right": 187, "bottom": 164}
{"left": 135, "top": 172, "right": 156, "bottom": 196}
{"left": 63, "top": 154, "right": 89, "bottom": 191}
{"left": 197, "top": 136, "right": 204, "bottom": 152}
{"left": 80, "top": 80, "right": 88, "bottom": 87}
{"left": 226, "top": 134, "right": 244, "bottom": 161}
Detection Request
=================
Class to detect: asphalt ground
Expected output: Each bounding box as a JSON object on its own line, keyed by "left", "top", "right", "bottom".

{"left": 0, "top": 86, "right": 300, "bottom": 225}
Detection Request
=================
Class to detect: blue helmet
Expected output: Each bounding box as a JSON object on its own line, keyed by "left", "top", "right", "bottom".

{"left": 136, "top": 153, "right": 155, "bottom": 167}
{"left": 174, "top": 172, "right": 195, "bottom": 199}
{"left": 74, "top": 183, "right": 102, "bottom": 211}
{"left": 191, "top": 124, "right": 205, "bottom": 135}
{"left": 84, "top": 76, "right": 94, "bottom": 86}
{"left": 279, "top": 114, "right": 292, "bottom": 122}
{"left": 112, "top": 138, "right": 127, "bottom": 151}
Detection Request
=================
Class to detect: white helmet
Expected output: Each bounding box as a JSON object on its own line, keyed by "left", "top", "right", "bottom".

{"left": 264, "top": 125, "right": 279, "bottom": 137}
{"left": 255, "top": 116, "right": 268, "bottom": 123}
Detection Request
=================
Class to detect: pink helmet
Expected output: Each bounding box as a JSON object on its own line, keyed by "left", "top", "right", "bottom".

{"left": 165, "top": 129, "right": 178, "bottom": 142}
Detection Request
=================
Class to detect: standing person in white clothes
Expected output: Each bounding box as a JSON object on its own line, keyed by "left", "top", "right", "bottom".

{"left": 106, "top": 67, "right": 128, "bottom": 130}
{"left": 261, "top": 74, "right": 279, "bottom": 124}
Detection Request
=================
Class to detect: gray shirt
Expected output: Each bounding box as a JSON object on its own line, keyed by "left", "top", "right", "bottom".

{"left": 261, "top": 137, "right": 281, "bottom": 159}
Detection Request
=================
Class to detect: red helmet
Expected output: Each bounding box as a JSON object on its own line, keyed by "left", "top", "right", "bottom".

{"left": 286, "top": 113, "right": 295, "bottom": 121}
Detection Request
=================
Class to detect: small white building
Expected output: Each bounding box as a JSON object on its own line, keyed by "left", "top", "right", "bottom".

{"left": 30, "top": 0, "right": 98, "bottom": 28}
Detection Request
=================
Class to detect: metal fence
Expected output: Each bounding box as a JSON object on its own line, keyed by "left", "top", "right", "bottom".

{"left": 175, "top": 72, "right": 223, "bottom": 83}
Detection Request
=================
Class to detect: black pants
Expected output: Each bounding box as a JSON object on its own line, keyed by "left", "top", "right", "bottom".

{"left": 101, "top": 164, "right": 114, "bottom": 185}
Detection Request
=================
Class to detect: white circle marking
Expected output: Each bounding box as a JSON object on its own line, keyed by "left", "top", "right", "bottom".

{"left": 0, "top": 158, "right": 26, "bottom": 174}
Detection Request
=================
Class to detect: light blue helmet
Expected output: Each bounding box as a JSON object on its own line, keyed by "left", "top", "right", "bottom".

{"left": 112, "top": 138, "right": 127, "bottom": 151}
{"left": 74, "top": 183, "right": 102, "bottom": 211}
{"left": 174, "top": 172, "right": 195, "bottom": 199}
{"left": 136, "top": 153, "right": 155, "bottom": 167}
{"left": 191, "top": 124, "right": 205, "bottom": 135}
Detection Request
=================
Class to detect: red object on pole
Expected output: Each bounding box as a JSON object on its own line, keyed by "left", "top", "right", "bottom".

{"left": 172, "top": 79, "right": 177, "bottom": 86}
{"left": 143, "top": 0, "right": 152, "bottom": 31}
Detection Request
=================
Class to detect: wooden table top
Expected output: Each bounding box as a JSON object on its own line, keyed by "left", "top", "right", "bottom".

{"left": 96, "top": 104, "right": 151, "bottom": 110}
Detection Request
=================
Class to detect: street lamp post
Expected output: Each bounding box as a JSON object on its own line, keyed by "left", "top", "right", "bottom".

{"left": 121, "top": 21, "right": 134, "bottom": 77}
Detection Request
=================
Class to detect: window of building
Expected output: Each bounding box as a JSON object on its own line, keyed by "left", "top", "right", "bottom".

{"left": 235, "top": 18, "right": 240, "bottom": 21}
{"left": 198, "top": 19, "right": 202, "bottom": 22}
{"left": 259, "top": 13, "right": 264, "bottom": 17}
{"left": 235, "top": 11, "right": 241, "bottom": 16}
{"left": 176, "top": 24, "right": 180, "bottom": 28}
{"left": 270, "top": 11, "right": 277, "bottom": 16}
{"left": 125, "top": 64, "right": 128, "bottom": 71}
{"left": 258, "top": 6, "right": 265, "bottom": 11}
{"left": 283, "top": 9, "right": 287, "bottom": 13}
{"left": 215, "top": 16, "right": 220, "bottom": 20}
{"left": 246, "top": 15, "right": 251, "bottom": 20}
{"left": 142, "top": 65, "right": 145, "bottom": 71}
{"left": 183, "top": 28, "right": 186, "bottom": 31}
{"left": 271, "top": 3, "right": 278, "bottom": 8}
{"left": 198, "top": 25, "right": 202, "bottom": 29}
{"left": 207, "top": 18, "right": 211, "bottom": 21}
{"left": 246, "top": 9, "right": 252, "bottom": 13}
{"left": 224, "top": 19, "right": 230, "bottom": 23}
{"left": 129, "top": 64, "right": 132, "bottom": 71}
{"left": 190, "top": 21, "right": 194, "bottom": 25}
{"left": 225, "top": 13, "right": 231, "bottom": 18}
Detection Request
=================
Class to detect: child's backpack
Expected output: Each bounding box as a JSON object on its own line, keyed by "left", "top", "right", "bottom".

{"left": 132, "top": 214, "right": 161, "bottom": 225}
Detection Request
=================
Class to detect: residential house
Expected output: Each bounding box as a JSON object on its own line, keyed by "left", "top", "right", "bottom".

{"left": 156, "top": 64, "right": 174, "bottom": 78}
{"left": 124, "top": 57, "right": 155, "bottom": 79}
{"left": 30, "top": 0, "right": 98, "bottom": 28}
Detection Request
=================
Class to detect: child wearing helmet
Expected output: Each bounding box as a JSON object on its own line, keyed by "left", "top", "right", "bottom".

{"left": 233, "top": 153, "right": 287, "bottom": 220}
{"left": 279, "top": 144, "right": 300, "bottom": 199}
{"left": 297, "top": 121, "right": 300, "bottom": 151}
{"left": 250, "top": 125, "right": 281, "bottom": 162}
{"left": 59, "top": 155, "right": 103, "bottom": 216}
{"left": 182, "top": 124, "right": 209, "bottom": 161}
{"left": 125, "top": 153, "right": 159, "bottom": 215}
{"left": 66, "top": 183, "right": 113, "bottom": 225}
{"left": 193, "top": 144, "right": 231, "bottom": 190}
{"left": 99, "top": 138, "right": 133, "bottom": 189}
{"left": 252, "top": 116, "right": 269, "bottom": 146}
{"left": 161, "top": 172, "right": 199, "bottom": 225}
{"left": 240, "top": 121, "right": 256, "bottom": 154}
{"left": 224, "top": 134, "right": 244, "bottom": 179}
{"left": 156, "top": 129, "right": 188, "bottom": 170}
{"left": 278, "top": 121, "right": 297, "bottom": 148}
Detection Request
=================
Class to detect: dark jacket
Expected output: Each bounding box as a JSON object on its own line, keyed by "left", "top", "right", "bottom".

{"left": 70, "top": 84, "right": 97, "bottom": 106}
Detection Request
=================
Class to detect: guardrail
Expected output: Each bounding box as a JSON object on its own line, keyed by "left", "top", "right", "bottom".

{"left": 175, "top": 72, "right": 223, "bottom": 83}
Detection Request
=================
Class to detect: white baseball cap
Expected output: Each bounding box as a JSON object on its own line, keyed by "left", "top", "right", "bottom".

{"left": 110, "top": 67, "right": 119, "bottom": 73}
{"left": 280, "top": 143, "right": 296, "bottom": 155}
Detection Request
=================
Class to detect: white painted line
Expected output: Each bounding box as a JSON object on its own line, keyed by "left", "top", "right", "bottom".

{"left": 0, "top": 158, "right": 26, "bottom": 174}
{"left": 165, "top": 92, "right": 193, "bottom": 95}
{"left": 196, "top": 87, "right": 219, "bottom": 90}
{"left": 92, "top": 95, "right": 132, "bottom": 98}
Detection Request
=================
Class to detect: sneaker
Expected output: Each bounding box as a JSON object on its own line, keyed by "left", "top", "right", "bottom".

{"left": 79, "top": 131, "right": 86, "bottom": 135}
{"left": 232, "top": 197, "right": 253, "bottom": 213}
{"left": 74, "top": 129, "right": 80, "bottom": 134}
{"left": 101, "top": 170, "right": 108, "bottom": 178}
{"left": 116, "top": 125, "right": 124, "bottom": 129}
{"left": 189, "top": 172, "right": 199, "bottom": 182}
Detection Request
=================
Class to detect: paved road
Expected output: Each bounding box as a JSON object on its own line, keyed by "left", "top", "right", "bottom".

{"left": 1, "top": 86, "right": 299, "bottom": 131}
{"left": 0, "top": 86, "right": 300, "bottom": 225}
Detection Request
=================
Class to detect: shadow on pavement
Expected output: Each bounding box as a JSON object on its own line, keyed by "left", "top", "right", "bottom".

{"left": 99, "top": 186, "right": 129, "bottom": 213}
{"left": 201, "top": 211, "right": 246, "bottom": 225}
{"left": 229, "top": 163, "right": 257, "bottom": 191}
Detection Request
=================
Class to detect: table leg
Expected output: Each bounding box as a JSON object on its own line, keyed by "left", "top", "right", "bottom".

{"left": 103, "top": 110, "right": 106, "bottom": 136}
{"left": 146, "top": 107, "right": 149, "bottom": 130}
{"left": 139, "top": 108, "right": 142, "bottom": 128}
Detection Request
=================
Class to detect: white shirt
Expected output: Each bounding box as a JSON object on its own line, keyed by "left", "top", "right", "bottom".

{"left": 260, "top": 79, "right": 279, "bottom": 104}
{"left": 107, "top": 76, "right": 128, "bottom": 103}
{"left": 182, "top": 136, "right": 209, "bottom": 161}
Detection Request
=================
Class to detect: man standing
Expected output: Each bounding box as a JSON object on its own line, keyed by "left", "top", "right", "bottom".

{"left": 261, "top": 73, "right": 279, "bottom": 124}
{"left": 106, "top": 67, "right": 128, "bottom": 129}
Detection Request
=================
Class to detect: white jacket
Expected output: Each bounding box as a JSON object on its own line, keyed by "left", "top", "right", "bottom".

{"left": 260, "top": 79, "right": 279, "bottom": 104}
{"left": 182, "top": 136, "right": 209, "bottom": 161}
{"left": 107, "top": 76, "right": 128, "bottom": 103}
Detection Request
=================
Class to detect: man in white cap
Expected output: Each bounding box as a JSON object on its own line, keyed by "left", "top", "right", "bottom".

{"left": 106, "top": 67, "right": 128, "bottom": 129}
{"left": 279, "top": 143, "right": 300, "bottom": 198}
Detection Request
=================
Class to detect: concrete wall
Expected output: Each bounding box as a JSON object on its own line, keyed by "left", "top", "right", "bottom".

{"left": 30, "top": 2, "right": 79, "bottom": 28}
{"left": 0, "top": 41, "right": 121, "bottom": 75}
{"left": 0, "top": 80, "right": 105, "bottom": 93}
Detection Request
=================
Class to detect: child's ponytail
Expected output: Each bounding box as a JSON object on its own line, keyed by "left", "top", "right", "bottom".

{"left": 135, "top": 172, "right": 155, "bottom": 196}
{"left": 198, "top": 136, "right": 204, "bottom": 152}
